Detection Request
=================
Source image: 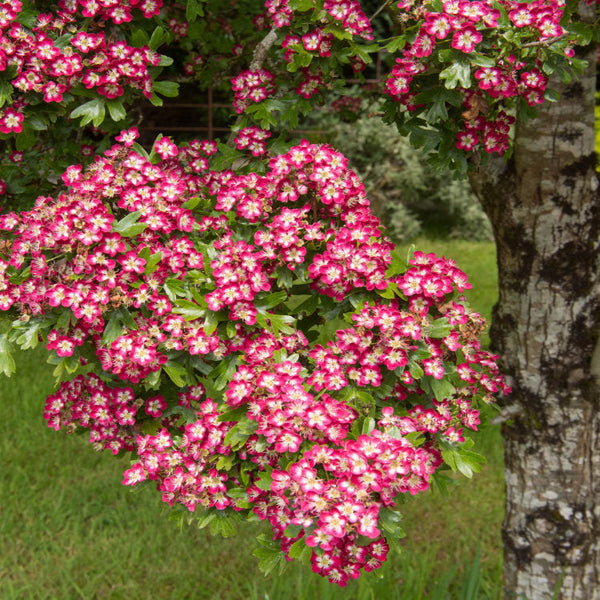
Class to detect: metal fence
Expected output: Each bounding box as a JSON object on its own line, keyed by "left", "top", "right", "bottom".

{"left": 139, "top": 56, "right": 384, "bottom": 141}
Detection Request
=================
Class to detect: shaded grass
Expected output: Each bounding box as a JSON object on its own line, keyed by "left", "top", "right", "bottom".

{"left": 0, "top": 240, "right": 503, "bottom": 599}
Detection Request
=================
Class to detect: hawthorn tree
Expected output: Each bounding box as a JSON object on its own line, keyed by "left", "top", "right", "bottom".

{"left": 0, "top": 0, "right": 598, "bottom": 598}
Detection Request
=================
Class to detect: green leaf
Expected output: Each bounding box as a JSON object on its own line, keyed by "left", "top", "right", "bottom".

{"left": 276, "top": 267, "right": 294, "bottom": 289}
{"left": 431, "top": 471, "right": 456, "bottom": 499}
{"left": 385, "top": 36, "right": 406, "bottom": 53}
{"left": 430, "top": 376, "right": 456, "bottom": 401}
{"left": 256, "top": 313, "right": 296, "bottom": 336}
{"left": 361, "top": 417, "right": 376, "bottom": 435}
{"left": 378, "top": 507, "right": 405, "bottom": 539}
{"left": 408, "top": 127, "right": 442, "bottom": 153}
{"left": 203, "top": 310, "right": 219, "bottom": 335}
{"left": 157, "top": 54, "right": 173, "bottom": 67}
{"left": 226, "top": 487, "right": 248, "bottom": 499}
{"left": 186, "top": 0, "right": 205, "bottom": 21}
{"left": 469, "top": 54, "right": 496, "bottom": 68}
{"left": 0, "top": 80, "right": 13, "bottom": 108}
{"left": 106, "top": 98, "right": 127, "bottom": 122}
{"left": 385, "top": 248, "right": 408, "bottom": 278}
{"left": 182, "top": 196, "right": 201, "bottom": 210}
{"left": 56, "top": 309, "right": 74, "bottom": 332}
{"left": 217, "top": 405, "right": 248, "bottom": 422}
{"left": 214, "top": 355, "right": 239, "bottom": 391}
{"left": 376, "top": 286, "right": 395, "bottom": 300}
{"left": 425, "top": 317, "right": 452, "bottom": 338}
{"left": 255, "top": 470, "right": 273, "bottom": 491}
{"left": 209, "top": 512, "right": 238, "bottom": 538}
{"left": 119, "top": 307, "right": 138, "bottom": 330}
{"left": 101, "top": 311, "right": 124, "bottom": 346}
{"left": 425, "top": 100, "right": 449, "bottom": 123}
{"left": 283, "top": 524, "right": 303, "bottom": 538}
{"left": 164, "top": 278, "right": 187, "bottom": 301}
{"left": 70, "top": 98, "right": 106, "bottom": 127}
{"left": 27, "top": 114, "right": 49, "bottom": 131}
{"left": 288, "top": 537, "right": 311, "bottom": 562}
{"left": 292, "top": 294, "right": 319, "bottom": 316}
{"left": 439, "top": 61, "right": 471, "bottom": 90}
{"left": 153, "top": 80, "right": 180, "bottom": 98}
{"left": 163, "top": 361, "right": 188, "bottom": 387}
{"left": 256, "top": 291, "right": 288, "bottom": 311}
{"left": 112, "top": 211, "right": 148, "bottom": 237}
{"left": 440, "top": 441, "right": 487, "bottom": 479}
{"left": 253, "top": 546, "right": 286, "bottom": 577}
{"left": 173, "top": 299, "right": 205, "bottom": 321}
{"left": 15, "top": 124, "right": 36, "bottom": 151}
{"left": 408, "top": 358, "right": 424, "bottom": 380}
{"left": 216, "top": 454, "right": 236, "bottom": 471}
{"left": 288, "top": 0, "right": 315, "bottom": 11}
{"left": 130, "top": 29, "right": 150, "bottom": 47}
{"left": 148, "top": 27, "right": 168, "bottom": 50}
{"left": 223, "top": 418, "right": 259, "bottom": 450}
{"left": 0, "top": 334, "right": 16, "bottom": 377}
{"left": 149, "top": 93, "right": 163, "bottom": 107}
{"left": 13, "top": 320, "right": 42, "bottom": 350}
{"left": 144, "top": 252, "right": 163, "bottom": 274}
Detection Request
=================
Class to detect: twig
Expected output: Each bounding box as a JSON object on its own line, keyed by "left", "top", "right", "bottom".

{"left": 227, "top": 28, "right": 280, "bottom": 146}
{"left": 249, "top": 27, "right": 279, "bottom": 70}
{"left": 521, "top": 33, "right": 568, "bottom": 48}
{"left": 370, "top": 0, "right": 391, "bottom": 22}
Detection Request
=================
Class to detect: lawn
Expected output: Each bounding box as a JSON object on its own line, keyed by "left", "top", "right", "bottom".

{"left": 0, "top": 240, "right": 503, "bottom": 600}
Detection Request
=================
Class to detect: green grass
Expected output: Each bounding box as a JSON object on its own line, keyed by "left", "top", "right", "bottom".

{"left": 0, "top": 240, "right": 502, "bottom": 600}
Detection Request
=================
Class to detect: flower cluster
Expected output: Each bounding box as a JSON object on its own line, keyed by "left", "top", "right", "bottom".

{"left": 233, "top": 126, "right": 272, "bottom": 156}
{"left": 124, "top": 398, "right": 235, "bottom": 512}
{"left": 265, "top": 0, "right": 372, "bottom": 39}
{"left": 0, "top": 0, "right": 162, "bottom": 130}
{"left": 59, "top": 0, "right": 162, "bottom": 22}
{"left": 1, "top": 133, "right": 509, "bottom": 585}
{"left": 44, "top": 374, "right": 140, "bottom": 455}
{"left": 384, "top": 0, "right": 570, "bottom": 153}
{"left": 231, "top": 68, "right": 276, "bottom": 113}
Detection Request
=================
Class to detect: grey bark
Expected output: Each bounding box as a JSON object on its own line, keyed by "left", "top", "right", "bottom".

{"left": 470, "top": 37, "right": 600, "bottom": 600}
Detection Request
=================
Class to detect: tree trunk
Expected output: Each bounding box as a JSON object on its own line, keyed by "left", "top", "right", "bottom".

{"left": 470, "top": 37, "right": 600, "bottom": 599}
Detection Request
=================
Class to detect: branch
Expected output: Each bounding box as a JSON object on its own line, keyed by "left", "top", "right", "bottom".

{"left": 520, "top": 33, "right": 568, "bottom": 48}
{"left": 227, "top": 28, "right": 279, "bottom": 146}
{"left": 369, "top": 0, "right": 391, "bottom": 22}
{"left": 249, "top": 27, "right": 279, "bottom": 71}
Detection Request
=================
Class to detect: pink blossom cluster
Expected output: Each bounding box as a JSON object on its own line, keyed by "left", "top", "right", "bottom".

{"left": 455, "top": 107, "right": 515, "bottom": 153}
{"left": 0, "top": 0, "right": 162, "bottom": 130}
{"left": 236, "top": 0, "right": 373, "bottom": 113}
{"left": 282, "top": 30, "right": 336, "bottom": 62}
{"left": 58, "top": 0, "right": 163, "bottom": 22}
{"left": 385, "top": 0, "right": 569, "bottom": 153}
{"left": 296, "top": 68, "right": 326, "bottom": 99}
{"left": 207, "top": 140, "right": 395, "bottom": 303}
{"left": 0, "top": 129, "right": 214, "bottom": 346}
{"left": 265, "top": 0, "right": 372, "bottom": 39}
{"left": 0, "top": 131, "right": 509, "bottom": 584}
{"left": 233, "top": 126, "right": 272, "bottom": 156}
{"left": 123, "top": 398, "right": 236, "bottom": 512}
{"left": 167, "top": 17, "right": 190, "bottom": 39}
{"left": 44, "top": 374, "right": 140, "bottom": 455}
{"left": 231, "top": 68, "right": 276, "bottom": 113}
{"left": 271, "top": 432, "right": 439, "bottom": 582}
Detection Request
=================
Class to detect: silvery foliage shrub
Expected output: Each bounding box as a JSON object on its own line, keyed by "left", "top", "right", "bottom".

{"left": 326, "top": 109, "right": 493, "bottom": 242}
